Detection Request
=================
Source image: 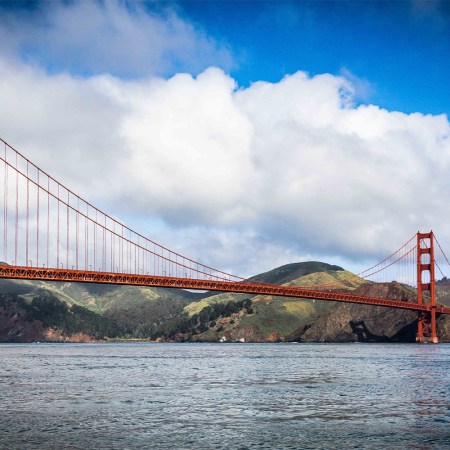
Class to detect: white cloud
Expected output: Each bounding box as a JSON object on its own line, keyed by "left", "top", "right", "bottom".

{"left": 1, "top": 55, "right": 450, "bottom": 277}
{"left": 118, "top": 68, "right": 256, "bottom": 225}
{"left": 0, "top": 0, "right": 233, "bottom": 78}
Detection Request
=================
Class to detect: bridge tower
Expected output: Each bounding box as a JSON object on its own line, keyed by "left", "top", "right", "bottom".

{"left": 416, "top": 231, "right": 438, "bottom": 343}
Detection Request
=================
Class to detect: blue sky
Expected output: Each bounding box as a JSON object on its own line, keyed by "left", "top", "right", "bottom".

{"left": 3, "top": 0, "right": 450, "bottom": 114}
{"left": 50, "top": 0, "right": 450, "bottom": 117}
{"left": 1, "top": 0, "right": 450, "bottom": 276}
{"left": 176, "top": 0, "right": 450, "bottom": 115}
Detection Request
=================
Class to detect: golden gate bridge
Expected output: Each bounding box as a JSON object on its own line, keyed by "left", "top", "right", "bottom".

{"left": 1, "top": 137, "right": 450, "bottom": 343}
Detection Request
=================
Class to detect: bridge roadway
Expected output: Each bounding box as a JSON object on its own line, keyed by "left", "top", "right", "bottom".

{"left": 1, "top": 265, "right": 450, "bottom": 314}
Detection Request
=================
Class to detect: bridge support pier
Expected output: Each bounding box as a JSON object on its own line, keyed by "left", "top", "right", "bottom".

{"left": 416, "top": 311, "right": 438, "bottom": 344}
{"left": 416, "top": 232, "right": 438, "bottom": 344}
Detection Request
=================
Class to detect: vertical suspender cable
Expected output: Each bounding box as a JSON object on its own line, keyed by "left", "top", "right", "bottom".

{"left": 66, "top": 190, "right": 69, "bottom": 269}
{"left": 47, "top": 177, "right": 49, "bottom": 268}
{"left": 94, "top": 210, "right": 97, "bottom": 270}
{"left": 118, "top": 224, "right": 121, "bottom": 272}
{"left": 26, "top": 162, "right": 29, "bottom": 265}
{"left": 102, "top": 216, "right": 104, "bottom": 271}
{"left": 76, "top": 197, "right": 79, "bottom": 269}
{"left": 14, "top": 153, "right": 18, "bottom": 265}
{"left": 3, "top": 144, "right": 7, "bottom": 263}
{"left": 85, "top": 203, "right": 88, "bottom": 270}
{"left": 57, "top": 185, "right": 60, "bottom": 267}
{"left": 111, "top": 224, "right": 113, "bottom": 272}
{"left": 36, "top": 170, "right": 40, "bottom": 267}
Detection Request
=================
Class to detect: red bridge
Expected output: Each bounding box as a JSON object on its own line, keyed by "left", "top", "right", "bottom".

{"left": 1, "top": 138, "right": 449, "bottom": 342}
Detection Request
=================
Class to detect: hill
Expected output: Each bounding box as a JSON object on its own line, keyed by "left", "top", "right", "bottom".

{"left": 161, "top": 263, "right": 450, "bottom": 343}
{"left": 1, "top": 261, "right": 449, "bottom": 342}
{"left": 0, "top": 278, "right": 196, "bottom": 342}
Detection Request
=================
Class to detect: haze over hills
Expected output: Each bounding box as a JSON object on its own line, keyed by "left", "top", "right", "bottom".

{"left": 1, "top": 261, "right": 449, "bottom": 343}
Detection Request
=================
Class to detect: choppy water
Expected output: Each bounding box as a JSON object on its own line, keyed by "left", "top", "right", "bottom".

{"left": 0, "top": 343, "right": 449, "bottom": 449}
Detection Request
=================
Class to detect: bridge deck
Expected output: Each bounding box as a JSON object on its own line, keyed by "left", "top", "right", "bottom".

{"left": 1, "top": 266, "right": 449, "bottom": 314}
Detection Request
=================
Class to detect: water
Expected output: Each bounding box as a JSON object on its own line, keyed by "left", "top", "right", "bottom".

{"left": 0, "top": 343, "right": 449, "bottom": 449}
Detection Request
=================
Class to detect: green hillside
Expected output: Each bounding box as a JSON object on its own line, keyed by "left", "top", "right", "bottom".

{"left": 248, "top": 261, "right": 344, "bottom": 284}
{"left": 1, "top": 262, "right": 449, "bottom": 342}
{"left": 180, "top": 265, "right": 365, "bottom": 342}
{"left": 185, "top": 261, "right": 354, "bottom": 316}
{"left": 0, "top": 278, "right": 196, "bottom": 341}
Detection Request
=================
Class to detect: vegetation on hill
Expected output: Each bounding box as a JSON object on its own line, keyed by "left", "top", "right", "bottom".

{"left": 0, "top": 278, "right": 195, "bottom": 341}
{"left": 1, "top": 261, "right": 449, "bottom": 342}
{"left": 247, "top": 261, "right": 344, "bottom": 285}
{"left": 0, "top": 293, "right": 120, "bottom": 342}
{"left": 150, "top": 298, "right": 254, "bottom": 341}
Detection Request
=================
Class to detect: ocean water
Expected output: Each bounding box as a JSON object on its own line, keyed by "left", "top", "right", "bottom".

{"left": 0, "top": 343, "right": 449, "bottom": 449}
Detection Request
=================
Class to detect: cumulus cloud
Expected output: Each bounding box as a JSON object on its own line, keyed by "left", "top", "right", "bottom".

{"left": 1, "top": 55, "right": 450, "bottom": 276}
{"left": 0, "top": 0, "right": 233, "bottom": 78}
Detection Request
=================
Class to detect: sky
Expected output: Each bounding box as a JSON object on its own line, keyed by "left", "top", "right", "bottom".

{"left": 0, "top": 0, "right": 449, "bottom": 277}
